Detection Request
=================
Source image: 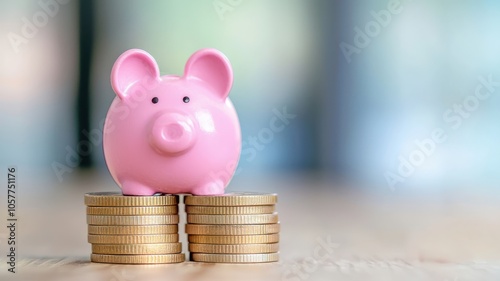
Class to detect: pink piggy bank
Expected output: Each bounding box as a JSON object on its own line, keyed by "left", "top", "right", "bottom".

{"left": 103, "top": 49, "right": 241, "bottom": 196}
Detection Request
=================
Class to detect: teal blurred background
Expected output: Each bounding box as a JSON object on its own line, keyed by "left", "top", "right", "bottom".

{"left": 1, "top": 0, "right": 500, "bottom": 190}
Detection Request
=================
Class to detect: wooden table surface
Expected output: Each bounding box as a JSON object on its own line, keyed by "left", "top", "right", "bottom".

{"left": 1, "top": 170, "right": 500, "bottom": 281}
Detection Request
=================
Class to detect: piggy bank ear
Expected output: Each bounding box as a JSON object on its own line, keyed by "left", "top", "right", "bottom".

{"left": 184, "top": 49, "right": 233, "bottom": 100}
{"left": 111, "top": 49, "right": 160, "bottom": 100}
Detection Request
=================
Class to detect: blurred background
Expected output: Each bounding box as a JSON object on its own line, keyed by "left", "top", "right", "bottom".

{"left": 2, "top": 0, "right": 500, "bottom": 190}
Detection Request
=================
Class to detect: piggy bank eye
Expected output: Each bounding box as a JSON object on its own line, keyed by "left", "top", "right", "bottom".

{"left": 183, "top": 96, "right": 190, "bottom": 103}
{"left": 152, "top": 97, "right": 159, "bottom": 104}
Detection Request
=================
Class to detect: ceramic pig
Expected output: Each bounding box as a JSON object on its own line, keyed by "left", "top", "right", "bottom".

{"left": 103, "top": 49, "right": 241, "bottom": 195}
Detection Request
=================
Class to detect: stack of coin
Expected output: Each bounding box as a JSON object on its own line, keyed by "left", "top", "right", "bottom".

{"left": 184, "top": 192, "right": 280, "bottom": 263}
{"left": 84, "top": 192, "right": 185, "bottom": 264}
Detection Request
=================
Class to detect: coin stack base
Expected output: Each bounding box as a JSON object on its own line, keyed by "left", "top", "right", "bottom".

{"left": 184, "top": 192, "right": 280, "bottom": 263}
{"left": 85, "top": 192, "right": 185, "bottom": 264}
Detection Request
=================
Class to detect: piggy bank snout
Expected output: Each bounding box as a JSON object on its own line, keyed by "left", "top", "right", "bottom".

{"left": 151, "top": 113, "right": 196, "bottom": 154}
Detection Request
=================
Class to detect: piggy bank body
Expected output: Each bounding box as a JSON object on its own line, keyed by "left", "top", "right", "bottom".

{"left": 103, "top": 49, "right": 241, "bottom": 196}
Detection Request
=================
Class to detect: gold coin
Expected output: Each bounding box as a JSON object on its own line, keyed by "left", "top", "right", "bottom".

{"left": 185, "top": 205, "right": 276, "bottom": 215}
{"left": 187, "top": 213, "right": 278, "bottom": 225}
{"left": 190, "top": 253, "right": 279, "bottom": 263}
{"left": 85, "top": 192, "right": 178, "bottom": 206}
{"left": 91, "top": 253, "right": 185, "bottom": 264}
{"left": 185, "top": 223, "right": 280, "bottom": 235}
{"left": 88, "top": 225, "right": 178, "bottom": 235}
{"left": 87, "top": 215, "right": 179, "bottom": 225}
{"left": 189, "top": 243, "right": 279, "bottom": 254}
{"left": 92, "top": 243, "right": 182, "bottom": 255}
{"left": 188, "top": 234, "right": 280, "bottom": 244}
{"left": 184, "top": 192, "right": 277, "bottom": 206}
{"left": 88, "top": 234, "right": 179, "bottom": 244}
{"left": 87, "top": 206, "right": 178, "bottom": 215}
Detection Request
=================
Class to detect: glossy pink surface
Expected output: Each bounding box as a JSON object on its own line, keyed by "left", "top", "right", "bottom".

{"left": 103, "top": 49, "right": 241, "bottom": 195}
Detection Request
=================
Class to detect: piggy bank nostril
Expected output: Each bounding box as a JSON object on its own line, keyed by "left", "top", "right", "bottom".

{"left": 164, "top": 123, "right": 184, "bottom": 140}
